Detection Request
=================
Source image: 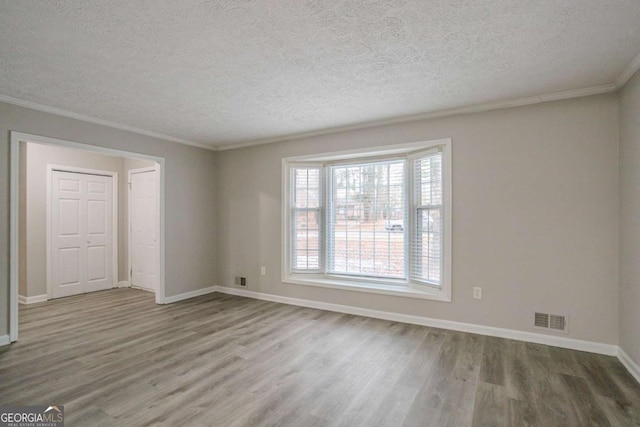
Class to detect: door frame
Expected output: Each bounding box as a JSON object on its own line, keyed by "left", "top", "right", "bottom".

{"left": 9, "top": 131, "right": 167, "bottom": 343}
{"left": 127, "top": 166, "right": 159, "bottom": 292}
{"left": 47, "top": 165, "right": 119, "bottom": 299}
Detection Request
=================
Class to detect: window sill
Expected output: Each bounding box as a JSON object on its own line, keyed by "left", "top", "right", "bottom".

{"left": 283, "top": 276, "right": 451, "bottom": 302}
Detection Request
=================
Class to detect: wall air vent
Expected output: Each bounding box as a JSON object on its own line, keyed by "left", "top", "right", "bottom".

{"left": 534, "top": 312, "right": 568, "bottom": 333}
{"left": 534, "top": 312, "right": 549, "bottom": 328}
{"left": 549, "top": 314, "right": 566, "bottom": 331}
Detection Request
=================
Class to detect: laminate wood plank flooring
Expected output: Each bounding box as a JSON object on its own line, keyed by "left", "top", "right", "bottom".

{"left": 1, "top": 288, "right": 639, "bottom": 426}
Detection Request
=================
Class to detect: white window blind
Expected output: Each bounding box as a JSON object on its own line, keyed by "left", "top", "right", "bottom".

{"left": 410, "top": 151, "right": 443, "bottom": 285}
{"left": 327, "top": 160, "right": 406, "bottom": 278}
{"left": 291, "top": 166, "right": 322, "bottom": 271}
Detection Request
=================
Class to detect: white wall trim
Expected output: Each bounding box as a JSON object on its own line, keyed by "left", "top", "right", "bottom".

{"left": 618, "top": 347, "right": 640, "bottom": 384}
{"left": 131, "top": 285, "right": 155, "bottom": 293}
{"left": 3, "top": 51, "right": 638, "bottom": 155}
{"left": 1, "top": 76, "right": 631, "bottom": 154}
{"left": 616, "top": 51, "right": 640, "bottom": 89}
{"left": 163, "top": 286, "right": 218, "bottom": 304}
{"left": 216, "top": 84, "right": 617, "bottom": 151}
{"left": 117, "top": 281, "right": 131, "bottom": 288}
{"left": 18, "top": 294, "right": 48, "bottom": 305}
{"left": 214, "top": 286, "right": 618, "bottom": 356}
{"left": 0, "top": 94, "right": 214, "bottom": 151}
{"left": 9, "top": 135, "right": 19, "bottom": 342}
{"left": 0, "top": 335, "right": 10, "bottom": 347}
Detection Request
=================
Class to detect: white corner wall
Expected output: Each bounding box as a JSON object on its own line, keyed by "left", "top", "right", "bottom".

{"left": 619, "top": 68, "right": 640, "bottom": 367}
{"left": 216, "top": 94, "right": 620, "bottom": 346}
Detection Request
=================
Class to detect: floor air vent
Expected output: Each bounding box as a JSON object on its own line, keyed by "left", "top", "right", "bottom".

{"left": 534, "top": 312, "right": 567, "bottom": 333}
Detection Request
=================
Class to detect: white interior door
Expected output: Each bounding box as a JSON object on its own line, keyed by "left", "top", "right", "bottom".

{"left": 51, "top": 171, "right": 114, "bottom": 298}
{"left": 130, "top": 168, "right": 158, "bottom": 291}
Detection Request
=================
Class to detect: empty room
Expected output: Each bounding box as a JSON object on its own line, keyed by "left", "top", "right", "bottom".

{"left": 1, "top": 1, "right": 640, "bottom": 426}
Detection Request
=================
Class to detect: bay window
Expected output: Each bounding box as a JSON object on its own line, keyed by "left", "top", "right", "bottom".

{"left": 284, "top": 139, "right": 451, "bottom": 301}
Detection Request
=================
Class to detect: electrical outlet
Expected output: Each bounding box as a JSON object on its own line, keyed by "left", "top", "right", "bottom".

{"left": 261, "top": 266, "right": 266, "bottom": 276}
{"left": 473, "top": 287, "right": 482, "bottom": 299}
{"left": 240, "top": 277, "right": 247, "bottom": 287}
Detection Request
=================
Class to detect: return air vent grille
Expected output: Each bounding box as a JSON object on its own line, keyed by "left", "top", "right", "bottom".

{"left": 549, "top": 315, "right": 566, "bottom": 331}
{"left": 534, "top": 312, "right": 549, "bottom": 328}
{"left": 534, "top": 312, "right": 568, "bottom": 333}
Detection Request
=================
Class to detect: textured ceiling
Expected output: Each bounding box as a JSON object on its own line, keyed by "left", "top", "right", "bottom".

{"left": 1, "top": 1, "right": 640, "bottom": 149}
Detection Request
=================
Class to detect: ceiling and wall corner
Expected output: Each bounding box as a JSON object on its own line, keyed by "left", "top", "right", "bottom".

{"left": 0, "top": 1, "right": 639, "bottom": 149}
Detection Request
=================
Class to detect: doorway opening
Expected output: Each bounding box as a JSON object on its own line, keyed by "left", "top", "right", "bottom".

{"left": 9, "top": 132, "right": 165, "bottom": 342}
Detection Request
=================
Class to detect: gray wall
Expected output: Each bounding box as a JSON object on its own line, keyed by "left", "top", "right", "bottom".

{"left": 619, "top": 69, "right": 640, "bottom": 363}
{"left": 216, "top": 94, "right": 620, "bottom": 345}
{"left": 0, "top": 101, "right": 218, "bottom": 337}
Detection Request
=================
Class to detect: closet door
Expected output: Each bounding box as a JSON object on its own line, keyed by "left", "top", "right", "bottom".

{"left": 51, "top": 171, "right": 113, "bottom": 298}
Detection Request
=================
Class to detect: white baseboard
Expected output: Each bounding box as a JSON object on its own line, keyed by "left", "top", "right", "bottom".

{"left": 117, "top": 281, "right": 131, "bottom": 288}
{"left": 0, "top": 335, "right": 9, "bottom": 346}
{"left": 163, "top": 286, "right": 217, "bottom": 304}
{"left": 131, "top": 285, "right": 155, "bottom": 293}
{"left": 214, "top": 286, "right": 618, "bottom": 357}
{"left": 18, "top": 294, "right": 48, "bottom": 305}
{"left": 618, "top": 347, "right": 640, "bottom": 384}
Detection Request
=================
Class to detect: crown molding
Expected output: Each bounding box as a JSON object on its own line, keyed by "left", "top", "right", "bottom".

{"left": 0, "top": 94, "right": 216, "bottom": 151}
{"left": 616, "top": 50, "right": 640, "bottom": 89}
{"left": 5, "top": 49, "right": 639, "bottom": 154}
{"left": 216, "top": 83, "right": 617, "bottom": 151}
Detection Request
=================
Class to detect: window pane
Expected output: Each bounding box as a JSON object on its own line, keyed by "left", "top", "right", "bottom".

{"left": 411, "top": 152, "right": 443, "bottom": 285}
{"left": 294, "top": 168, "right": 320, "bottom": 208}
{"left": 292, "top": 167, "right": 321, "bottom": 271}
{"left": 416, "top": 208, "right": 441, "bottom": 282}
{"left": 328, "top": 160, "right": 405, "bottom": 278}
{"left": 417, "top": 155, "right": 442, "bottom": 206}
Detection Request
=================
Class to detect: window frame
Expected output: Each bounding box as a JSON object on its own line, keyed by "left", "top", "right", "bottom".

{"left": 325, "top": 156, "right": 408, "bottom": 280}
{"left": 289, "top": 163, "right": 324, "bottom": 274}
{"left": 407, "top": 147, "right": 445, "bottom": 288}
{"left": 282, "top": 139, "right": 452, "bottom": 302}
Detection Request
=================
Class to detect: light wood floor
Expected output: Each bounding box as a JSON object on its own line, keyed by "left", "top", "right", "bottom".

{"left": 1, "top": 289, "right": 639, "bottom": 426}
